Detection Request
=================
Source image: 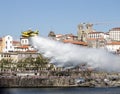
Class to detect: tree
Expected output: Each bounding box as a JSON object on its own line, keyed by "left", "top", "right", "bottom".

{"left": 16, "top": 54, "right": 49, "bottom": 72}
{"left": 17, "top": 59, "right": 26, "bottom": 71}
{"left": 48, "top": 31, "right": 56, "bottom": 37}
{"left": 48, "top": 63, "right": 55, "bottom": 71}
{"left": 33, "top": 54, "right": 49, "bottom": 71}
{"left": 0, "top": 59, "right": 13, "bottom": 72}
{"left": 17, "top": 57, "right": 35, "bottom": 71}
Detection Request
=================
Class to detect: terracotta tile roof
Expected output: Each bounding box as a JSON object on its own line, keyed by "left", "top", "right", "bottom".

{"left": 110, "top": 27, "right": 120, "bottom": 31}
{"left": 16, "top": 45, "right": 29, "bottom": 49}
{"left": 13, "top": 41, "right": 20, "bottom": 44}
{"left": 63, "top": 40, "right": 87, "bottom": 46}
{"left": 107, "top": 41, "right": 120, "bottom": 45}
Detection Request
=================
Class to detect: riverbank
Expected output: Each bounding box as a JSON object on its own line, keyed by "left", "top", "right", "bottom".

{"left": 0, "top": 70, "right": 120, "bottom": 88}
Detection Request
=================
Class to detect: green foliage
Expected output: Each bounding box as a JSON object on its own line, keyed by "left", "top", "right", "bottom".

{"left": 0, "top": 54, "right": 55, "bottom": 72}
{"left": 16, "top": 54, "right": 50, "bottom": 71}
{"left": 0, "top": 58, "right": 14, "bottom": 71}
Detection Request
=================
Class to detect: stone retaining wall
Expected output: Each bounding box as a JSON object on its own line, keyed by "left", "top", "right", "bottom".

{"left": 0, "top": 71, "right": 120, "bottom": 87}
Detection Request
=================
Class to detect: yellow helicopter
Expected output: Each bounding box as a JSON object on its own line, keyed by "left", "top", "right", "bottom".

{"left": 21, "top": 30, "right": 39, "bottom": 37}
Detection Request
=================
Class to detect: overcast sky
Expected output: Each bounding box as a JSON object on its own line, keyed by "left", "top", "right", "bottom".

{"left": 0, "top": 0, "right": 120, "bottom": 39}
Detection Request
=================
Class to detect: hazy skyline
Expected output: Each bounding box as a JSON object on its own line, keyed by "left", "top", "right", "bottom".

{"left": 0, "top": 0, "right": 120, "bottom": 39}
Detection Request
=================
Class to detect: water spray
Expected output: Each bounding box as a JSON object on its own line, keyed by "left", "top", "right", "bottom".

{"left": 28, "top": 36, "right": 120, "bottom": 72}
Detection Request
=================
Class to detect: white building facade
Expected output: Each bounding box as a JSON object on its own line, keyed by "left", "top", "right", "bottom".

{"left": 105, "top": 42, "right": 120, "bottom": 53}
{"left": 109, "top": 27, "right": 120, "bottom": 41}
{"left": 2, "top": 35, "right": 14, "bottom": 52}
{"left": 88, "top": 32, "right": 105, "bottom": 39}
{"left": 20, "top": 37, "right": 29, "bottom": 45}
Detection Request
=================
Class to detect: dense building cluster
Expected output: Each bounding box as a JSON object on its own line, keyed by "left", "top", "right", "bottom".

{"left": 49, "top": 23, "right": 120, "bottom": 54}
{"left": 0, "top": 23, "right": 120, "bottom": 62}
{"left": 0, "top": 31, "right": 38, "bottom": 62}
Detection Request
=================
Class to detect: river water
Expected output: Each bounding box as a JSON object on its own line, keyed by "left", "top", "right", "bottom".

{"left": 1, "top": 87, "right": 120, "bottom": 94}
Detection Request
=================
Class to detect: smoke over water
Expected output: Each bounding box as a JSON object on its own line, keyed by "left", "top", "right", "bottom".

{"left": 29, "top": 36, "right": 120, "bottom": 72}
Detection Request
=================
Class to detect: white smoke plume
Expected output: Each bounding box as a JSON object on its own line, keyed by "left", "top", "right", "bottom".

{"left": 29, "top": 36, "right": 120, "bottom": 72}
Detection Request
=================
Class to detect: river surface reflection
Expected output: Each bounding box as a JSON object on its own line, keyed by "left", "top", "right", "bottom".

{"left": 1, "top": 87, "right": 120, "bottom": 94}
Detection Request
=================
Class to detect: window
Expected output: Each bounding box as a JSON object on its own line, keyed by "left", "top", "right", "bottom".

{"left": 4, "top": 55, "right": 6, "bottom": 57}
{"left": 1, "top": 54, "right": 3, "bottom": 57}
{"left": 8, "top": 37, "right": 10, "bottom": 40}
{"left": 25, "top": 40, "right": 27, "bottom": 43}
{"left": 21, "top": 40, "right": 24, "bottom": 44}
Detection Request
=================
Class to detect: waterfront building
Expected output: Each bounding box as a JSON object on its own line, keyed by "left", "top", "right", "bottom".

{"left": 0, "top": 35, "right": 14, "bottom": 53}
{"left": 0, "top": 52, "right": 39, "bottom": 62}
{"left": 105, "top": 41, "right": 120, "bottom": 53}
{"left": 20, "top": 37, "right": 29, "bottom": 46}
{"left": 87, "top": 38, "right": 105, "bottom": 48}
{"left": 88, "top": 32, "right": 105, "bottom": 39}
{"left": 0, "top": 34, "right": 36, "bottom": 53}
{"left": 87, "top": 32, "right": 108, "bottom": 48}
{"left": 0, "top": 52, "right": 18, "bottom": 62}
{"left": 0, "top": 31, "right": 38, "bottom": 62}
{"left": 17, "top": 51, "right": 39, "bottom": 61}
{"left": 109, "top": 27, "right": 120, "bottom": 41}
